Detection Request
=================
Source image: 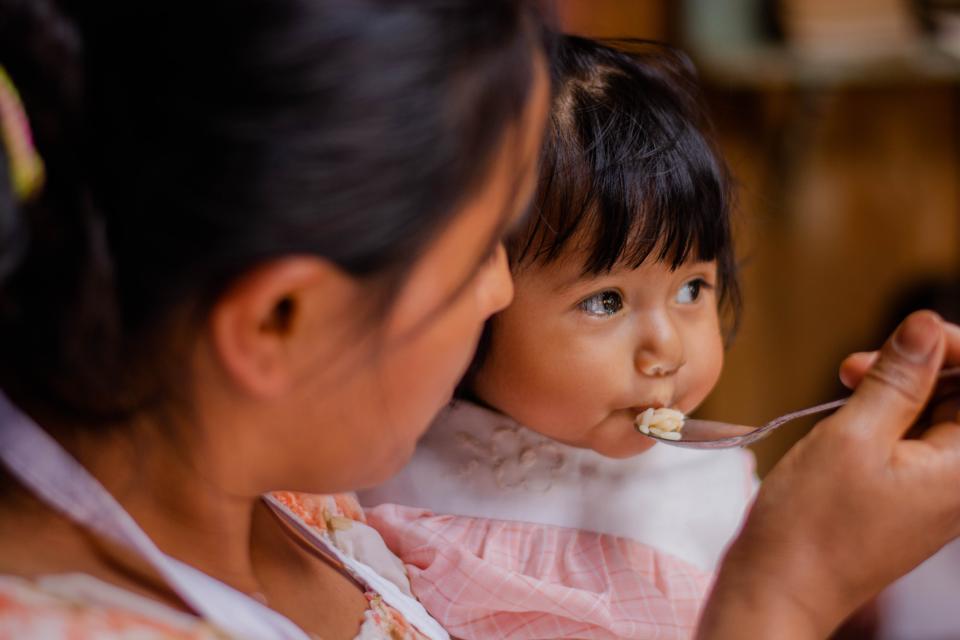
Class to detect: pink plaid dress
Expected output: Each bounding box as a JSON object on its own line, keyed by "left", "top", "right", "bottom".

{"left": 360, "top": 401, "right": 758, "bottom": 639}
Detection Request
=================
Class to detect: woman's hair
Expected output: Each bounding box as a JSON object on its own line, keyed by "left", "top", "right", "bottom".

{"left": 459, "top": 35, "right": 740, "bottom": 398}
{"left": 0, "top": 0, "right": 542, "bottom": 422}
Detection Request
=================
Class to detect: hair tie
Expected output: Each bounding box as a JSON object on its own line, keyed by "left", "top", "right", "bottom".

{"left": 0, "top": 65, "right": 45, "bottom": 202}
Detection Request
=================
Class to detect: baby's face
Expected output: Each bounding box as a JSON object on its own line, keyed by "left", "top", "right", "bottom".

{"left": 472, "top": 252, "right": 724, "bottom": 458}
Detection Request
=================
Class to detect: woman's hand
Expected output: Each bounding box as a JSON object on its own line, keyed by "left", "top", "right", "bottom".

{"left": 698, "top": 311, "right": 960, "bottom": 639}
{"left": 839, "top": 321, "right": 960, "bottom": 390}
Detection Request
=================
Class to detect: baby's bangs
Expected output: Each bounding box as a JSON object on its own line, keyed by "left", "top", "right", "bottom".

{"left": 512, "top": 71, "right": 732, "bottom": 278}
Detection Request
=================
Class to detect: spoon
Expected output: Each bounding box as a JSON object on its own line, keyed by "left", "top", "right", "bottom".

{"left": 642, "top": 366, "right": 960, "bottom": 450}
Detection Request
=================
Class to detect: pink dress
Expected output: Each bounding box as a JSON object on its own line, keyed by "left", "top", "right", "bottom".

{"left": 360, "top": 401, "right": 758, "bottom": 639}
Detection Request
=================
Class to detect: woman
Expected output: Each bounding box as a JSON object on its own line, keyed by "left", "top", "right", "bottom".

{"left": 0, "top": 1, "right": 548, "bottom": 637}
{"left": 0, "top": 1, "right": 957, "bottom": 638}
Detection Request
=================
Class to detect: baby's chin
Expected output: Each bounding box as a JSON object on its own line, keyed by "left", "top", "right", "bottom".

{"left": 588, "top": 433, "right": 658, "bottom": 459}
{"left": 519, "top": 408, "right": 666, "bottom": 458}
{"left": 561, "top": 413, "right": 660, "bottom": 459}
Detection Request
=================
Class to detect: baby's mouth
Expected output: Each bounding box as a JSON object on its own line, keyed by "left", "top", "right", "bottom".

{"left": 629, "top": 397, "right": 675, "bottom": 414}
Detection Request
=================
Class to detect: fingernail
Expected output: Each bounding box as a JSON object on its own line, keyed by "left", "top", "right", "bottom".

{"left": 892, "top": 312, "right": 941, "bottom": 363}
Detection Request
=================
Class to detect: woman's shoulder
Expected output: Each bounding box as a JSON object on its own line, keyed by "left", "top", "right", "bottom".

{"left": 0, "top": 572, "right": 433, "bottom": 640}
{"left": 0, "top": 574, "right": 220, "bottom": 639}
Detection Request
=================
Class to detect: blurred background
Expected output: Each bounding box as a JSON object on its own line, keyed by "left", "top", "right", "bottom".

{"left": 555, "top": 0, "right": 960, "bottom": 476}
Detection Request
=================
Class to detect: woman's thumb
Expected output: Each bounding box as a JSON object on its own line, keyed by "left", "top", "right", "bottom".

{"left": 828, "top": 310, "right": 945, "bottom": 443}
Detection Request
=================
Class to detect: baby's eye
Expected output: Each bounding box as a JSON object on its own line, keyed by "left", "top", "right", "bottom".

{"left": 579, "top": 290, "right": 623, "bottom": 317}
{"left": 676, "top": 278, "right": 710, "bottom": 304}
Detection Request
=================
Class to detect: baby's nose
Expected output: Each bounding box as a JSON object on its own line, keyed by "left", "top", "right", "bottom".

{"left": 635, "top": 317, "right": 686, "bottom": 377}
{"left": 642, "top": 361, "right": 682, "bottom": 377}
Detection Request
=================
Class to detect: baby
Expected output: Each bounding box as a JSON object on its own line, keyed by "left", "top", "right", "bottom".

{"left": 360, "top": 35, "right": 757, "bottom": 639}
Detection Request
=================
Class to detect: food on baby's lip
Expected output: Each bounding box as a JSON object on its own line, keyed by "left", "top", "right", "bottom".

{"left": 635, "top": 407, "right": 685, "bottom": 440}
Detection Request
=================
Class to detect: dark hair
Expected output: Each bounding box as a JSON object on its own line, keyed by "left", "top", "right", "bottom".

{"left": 459, "top": 35, "right": 740, "bottom": 399}
{"left": 0, "top": 0, "right": 542, "bottom": 422}
{"left": 513, "top": 35, "right": 740, "bottom": 326}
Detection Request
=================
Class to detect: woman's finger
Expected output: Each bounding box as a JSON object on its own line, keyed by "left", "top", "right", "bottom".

{"left": 827, "top": 310, "right": 945, "bottom": 442}
{"left": 838, "top": 322, "right": 960, "bottom": 390}
{"left": 840, "top": 352, "right": 878, "bottom": 389}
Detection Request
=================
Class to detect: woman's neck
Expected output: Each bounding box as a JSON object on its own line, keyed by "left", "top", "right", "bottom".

{"left": 0, "top": 411, "right": 371, "bottom": 638}
{"left": 0, "top": 412, "right": 270, "bottom": 602}
{"left": 87, "top": 418, "right": 271, "bottom": 595}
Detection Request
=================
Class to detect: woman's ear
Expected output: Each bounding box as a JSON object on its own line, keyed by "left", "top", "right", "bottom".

{"left": 207, "top": 256, "right": 360, "bottom": 398}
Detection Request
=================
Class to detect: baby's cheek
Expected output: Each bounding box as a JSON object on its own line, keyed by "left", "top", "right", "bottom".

{"left": 559, "top": 354, "right": 628, "bottom": 415}
{"left": 528, "top": 368, "right": 599, "bottom": 430}
{"left": 680, "top": 336, "right": 724, "bottom": 412}
{"left": 514, "top": 360, "right": 615, "bottom": 442}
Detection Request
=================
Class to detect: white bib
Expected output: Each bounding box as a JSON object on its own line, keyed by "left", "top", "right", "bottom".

{"left": 360, "top": 400, "right": 758, "bottom": 571}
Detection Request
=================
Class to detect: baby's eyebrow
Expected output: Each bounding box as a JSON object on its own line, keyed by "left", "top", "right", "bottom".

{"left": 551, "top": 273, "right": 588, "bottom": 294}
{"left": 550, "top": 267, "right": 618, "bottom": 295}
{"left": 548, "top": 256, "right": 719, "bottom": 296}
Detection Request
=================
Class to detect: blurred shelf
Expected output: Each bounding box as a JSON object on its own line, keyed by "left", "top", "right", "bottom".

{"left": 690, "top": 39, "right": 960, "bottom": 89}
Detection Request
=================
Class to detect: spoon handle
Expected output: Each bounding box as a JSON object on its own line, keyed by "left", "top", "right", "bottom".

{"left": 667, "top": 366, "right": 960, "bottom": 450}
{"left": 755, "top": 365, "right": 960, "bottom": 442}
{"left": 759, "top": 398, "right": 849, "bottom": 434}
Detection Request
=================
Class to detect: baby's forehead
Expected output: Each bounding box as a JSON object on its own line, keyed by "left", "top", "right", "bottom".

{"left": 512, "top": 245, "right": 597, "bottom": 290}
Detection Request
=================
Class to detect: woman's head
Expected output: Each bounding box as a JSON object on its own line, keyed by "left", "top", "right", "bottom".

{"left": 0, "top": 0, "right": 549, "bottom": 491}
{"left": 467, "top": 36, "right": 738, "bottom": 458}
